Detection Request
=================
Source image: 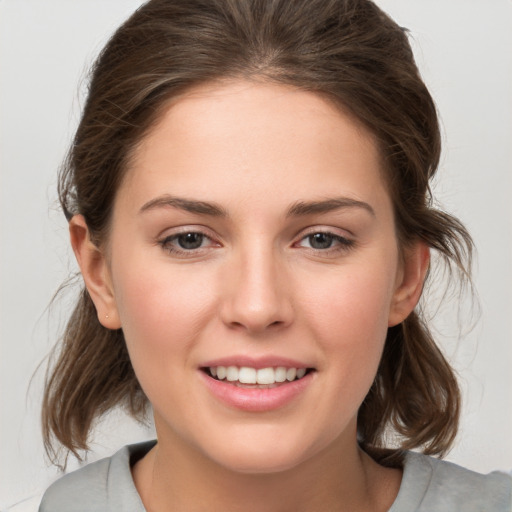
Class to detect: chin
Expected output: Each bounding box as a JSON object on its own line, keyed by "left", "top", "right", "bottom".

{"left": 203, "top": 436, "right": 315, "bottom": 475}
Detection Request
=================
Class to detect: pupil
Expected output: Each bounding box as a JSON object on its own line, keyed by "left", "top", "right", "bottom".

{"left": 309, "top": 233, "right": 333, "bottom": 249}
{"left": 178, "top": 233, "right": 203, "bottom": 249}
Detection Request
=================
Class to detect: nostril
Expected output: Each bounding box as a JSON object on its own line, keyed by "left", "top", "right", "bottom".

{"left": 226, "top": 319, "right": 285, "bottom": 333}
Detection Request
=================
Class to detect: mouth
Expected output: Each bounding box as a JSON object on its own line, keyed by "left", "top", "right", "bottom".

{"left": 199, "top": 362, "right": 316, "bottom": 411}
{"left": 201, "top": 366, "right": 314, "bottom": 388}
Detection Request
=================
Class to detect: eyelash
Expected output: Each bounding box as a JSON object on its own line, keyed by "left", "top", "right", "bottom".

{"left": 158, "top": 230, "right": 217, "bottom": 256}
{"left": 295, "top": 231, "right": 355, "bottom": 254}
{"left": 157, "top": 229, "right": 355, "bottom": 257}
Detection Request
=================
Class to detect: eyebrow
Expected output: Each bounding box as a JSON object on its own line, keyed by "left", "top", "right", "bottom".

{"left": 286, "top": 197, "right": 375, "bottom": 218}
{"left": 139, "top": 195, "right": 227, "bottom": 217}
{"left": 139, "top": 194, "right": 375, "bottom": 218}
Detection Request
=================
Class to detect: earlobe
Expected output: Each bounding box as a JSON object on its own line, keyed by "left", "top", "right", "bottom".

{"left": 388, "top": 241, "right": 430, "bottom": 327}
{"left": 69, "top": 215, "right": 121, "bottom": 329}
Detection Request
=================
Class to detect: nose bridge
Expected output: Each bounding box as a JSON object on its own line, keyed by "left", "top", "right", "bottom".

{"left": 221, "top": 238, "right": 292, "bottom": 333}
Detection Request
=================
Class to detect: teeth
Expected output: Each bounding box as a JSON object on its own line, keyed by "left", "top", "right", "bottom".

{"left": 286, "top": 368, "right": 296, "bottom": 381}
{"left": 275, "top": 367, "right": 287, "bottom": 382}
{"left": 257, "top": 367, "right": 275, "bottom": 385}
{"left": 208, "top": 365, "right": 309, "bottom": 384}
{"left": 226, "top": 366, "right": 238, "bottom": 382}
{"left": 239, "top": 367, "right": 256, "bottom": 384}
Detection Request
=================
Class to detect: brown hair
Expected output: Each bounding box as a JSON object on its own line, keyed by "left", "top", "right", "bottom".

{"left": 43, "top": 0, "right": 473, "bottom": 466}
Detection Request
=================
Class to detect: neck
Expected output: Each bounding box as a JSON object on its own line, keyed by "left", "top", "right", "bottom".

{"left": 133, "top": 428, "right": 401, "bottom": 512}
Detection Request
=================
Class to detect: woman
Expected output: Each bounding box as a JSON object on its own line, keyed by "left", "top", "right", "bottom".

{"left": 39, "top": 0, "right": 511, "bottom": 510}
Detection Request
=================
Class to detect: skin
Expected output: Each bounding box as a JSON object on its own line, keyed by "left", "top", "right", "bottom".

{"left": 71, "top": 80, "right": 429, "bottom": 511}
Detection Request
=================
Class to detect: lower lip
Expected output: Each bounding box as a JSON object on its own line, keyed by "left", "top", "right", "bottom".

{"left": 199, "top": 371, "right": 314, "bottom": 412}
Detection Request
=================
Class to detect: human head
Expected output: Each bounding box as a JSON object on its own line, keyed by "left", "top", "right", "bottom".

{"left": 44, "top": 0, "right": 472, "bottom": 464}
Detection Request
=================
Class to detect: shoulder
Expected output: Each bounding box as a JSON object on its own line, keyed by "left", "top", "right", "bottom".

{"left": 39, "top": 441, "right": 155, "bottom": 512}
{"left": 39, "top": 456, "right": 111, "bottom": 511}
{"left": 391, "top": 451, "right": 512, "bottom": 512}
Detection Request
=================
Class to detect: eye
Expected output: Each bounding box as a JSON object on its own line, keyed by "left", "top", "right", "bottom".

{"left": 174, "top": 232, "right": 206, "bottom": 250}
{"left": 305, "top": 232, "right": 335, "bottom": 249}
{"left": 158, "top": 230, "right": 217, "bottom": 255}
{"left": 296, "top": 231, "right": 354, "bottom": 252}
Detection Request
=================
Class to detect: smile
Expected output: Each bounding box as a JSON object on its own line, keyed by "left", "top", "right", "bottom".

{"left": 199, "top": 363, "right": 316, "bottom": 412}
{"left": 206, "top": 366, "right": 308, "bottom": 386}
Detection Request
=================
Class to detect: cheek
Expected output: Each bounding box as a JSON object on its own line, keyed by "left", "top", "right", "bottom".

{"left": 110, "top": 255, "right": 218, "bottom": 387}
{"left": 298, "top": 261, "right": 396, "bottom": 393}
{"left": 299, "top": 262, "right": 395, "bottom": 345}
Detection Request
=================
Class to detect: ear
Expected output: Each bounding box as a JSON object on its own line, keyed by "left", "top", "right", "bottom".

{"left": 69, "top": 215, "right": 121, "bottom": 329}
{"left": 388, "top": 241, "right": 430, "bottom": 327}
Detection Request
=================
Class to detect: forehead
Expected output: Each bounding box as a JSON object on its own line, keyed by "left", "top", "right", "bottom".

{"left": 120, "top": 80, "right": 390, "bottom": 215}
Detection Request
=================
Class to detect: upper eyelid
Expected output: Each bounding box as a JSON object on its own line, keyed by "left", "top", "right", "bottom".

{"left": 294, "top": 225, "right": 354, "bottom": 240}
{"left": 157, "top": 224, "right": 218, "bottom": 239}
{"left": 162, "top": 232, "right": 213, "bottom": 242}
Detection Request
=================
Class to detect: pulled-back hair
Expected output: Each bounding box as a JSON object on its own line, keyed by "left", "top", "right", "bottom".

{"left": 43, "top": 0, "right": 473, "bottom": 466}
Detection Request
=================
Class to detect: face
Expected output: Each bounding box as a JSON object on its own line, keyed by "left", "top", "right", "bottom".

{"left": 80, "top": 80, "right": 425, "bottom": 474}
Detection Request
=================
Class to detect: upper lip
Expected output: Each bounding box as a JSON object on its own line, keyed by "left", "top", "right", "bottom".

{"left": 200, "top": 355, "right": 313, "bottom": 369}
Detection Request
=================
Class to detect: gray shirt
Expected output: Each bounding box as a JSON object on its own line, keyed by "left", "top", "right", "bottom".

{"left": 39, "top": 441, "right": 512, "bottom": 511}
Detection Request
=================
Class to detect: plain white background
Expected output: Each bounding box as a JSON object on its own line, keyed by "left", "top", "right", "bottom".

{"left": 1, "top": 0, "right": 511, "bottom": 508}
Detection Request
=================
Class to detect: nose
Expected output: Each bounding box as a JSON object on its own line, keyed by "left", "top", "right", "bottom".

{"left": 220, "top": 246, "right": 293, "bottom": 335}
